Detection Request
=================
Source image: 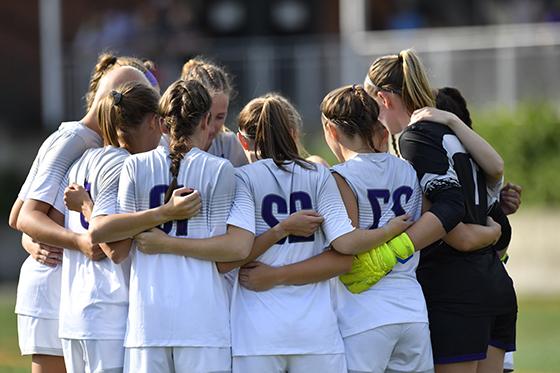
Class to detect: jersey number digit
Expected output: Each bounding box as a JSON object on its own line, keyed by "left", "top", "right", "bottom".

{"left": 79, "top": 181, "right": 92, "bottom": 230}
{"left": 149, "top": 184, "right": 188, "bottom": 236}
{"left": 366, "top": 186, "right": 413, "bottom": 229}
{"left": 262, "top": 192, "right": 314, "bottom": 244}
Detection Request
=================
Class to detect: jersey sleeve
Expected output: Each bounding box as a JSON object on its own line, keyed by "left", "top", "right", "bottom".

{"left": 207, "top": 162, "right": 236, "bottom": 236}
{"left": 226, "top": 170, "right": 256, "bottom": 234}
{"left": 399, "top": 125, "right": 465, "bottom": 232}
{"left": 316, "top": 168, "right": 355, "bottom": 245}
{"left": 91, "top": 157, "right": 126, "bottom": 219}
{"left": 18, "top": 156, "right": 40, "bottom": 200}
{"left": 116, "top": 158, "right": 138, "bottom": 214}
{"left": 52, "top": 174, "right": 69, "bottom": 215}
{"left": 26, "top": 132, "right": 89, "bottom": 206}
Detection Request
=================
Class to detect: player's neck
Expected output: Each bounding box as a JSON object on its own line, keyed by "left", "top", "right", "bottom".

{"left": 80, "top": 110, "right": 102, "bottom": 135}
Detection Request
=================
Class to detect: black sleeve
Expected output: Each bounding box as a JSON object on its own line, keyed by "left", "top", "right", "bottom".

{"left": 400, "top": 124, "right": 465, "bottom": 232}
{"left": 488, "top": 202, "right": 512, "bottom": 252}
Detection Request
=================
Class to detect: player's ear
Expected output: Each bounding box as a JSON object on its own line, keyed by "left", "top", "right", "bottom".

{"left": 325, "top": 120, "right": 339, "bottom": 141}
{"left": 200, "top": 112, "right": 210, "bottom": 131}
{"left": 377, "top": 91, "right": 392, "bottom": 109}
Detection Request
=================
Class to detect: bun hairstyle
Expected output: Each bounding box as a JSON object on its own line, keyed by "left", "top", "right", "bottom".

{"left": 238, "top": 93, "right": 314, "bottom": 171}
{"left": 181, "top": 57, "right": 234, "bottom": 98}
{"left": 436, "top": 87, "right": 472, "bottom": 128}
{"left": 320, "top": 84, "right": 384, "bottom": 151}
{"left": 159, "top": 79, "right": 212, "bottom": 203}
{"left": 85, "top": 53, "right": 159, "bottom": 111}
{"left": 97, "top": 81, "right": 160, "bottom": 148}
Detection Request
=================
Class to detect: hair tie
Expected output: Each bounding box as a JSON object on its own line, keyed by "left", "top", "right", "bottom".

{"left": 111, "top": 90, "right": 123, "bottom": 106}
{"left": 397, "top": 53, "right": 404, "bottom": 64}
{"left": 144, "top": 69, "right": 159, "bottom": 87}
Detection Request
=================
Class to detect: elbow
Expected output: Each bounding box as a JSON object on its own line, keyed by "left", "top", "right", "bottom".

{"left": 89, "top": 222, "right": 104, "bottom": 245}
{"left": 8, "top": 214, "right": 19, "bottom": 230}
{"left": 108, "top": 250, "right": 128, "bottom": 264}
{"left": 453, "top": 234, "right": 474, "bottom": 252}
{"left": 16, "top": 214, "right": 30, "bottom": 234}
{"left": 489, "top": 161, "right": 504, "bottom": 182}
{"left": 216, "top": 262, "right": 232, "bottom": 274}
{"left": 231, "top": 242, "right": 252, "bottom": 262}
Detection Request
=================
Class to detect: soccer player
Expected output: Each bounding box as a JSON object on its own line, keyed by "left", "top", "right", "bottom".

{"left": 53, "top": 82, "right": 162, "bottom": 372}
{"left": 8, "top": 53, "right": 157, "bottom": 373}
{"left": 364, "top": 49, "right": 516, "bottom": 373}
{"left": 180, "top": 57, "right": 248, "bottom": 166}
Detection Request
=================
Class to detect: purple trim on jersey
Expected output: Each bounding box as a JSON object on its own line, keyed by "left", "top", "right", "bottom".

{"left": 435, "top": 352, "right": 486, "bottom": 364}
{"left": 489, "top": 340, "right": 516, "bottom": 352}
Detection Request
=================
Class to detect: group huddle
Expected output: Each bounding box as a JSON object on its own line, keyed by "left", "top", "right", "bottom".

{"left": 10, "top": 49, "right": 521, "bottom": 373}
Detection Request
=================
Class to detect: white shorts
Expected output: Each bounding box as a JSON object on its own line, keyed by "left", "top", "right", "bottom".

{"left": 17, "top": 314, "right": 63, "bottom": 356}
{"left": 124, "top": 346, "right": 231, "bottom": 373}
{"left": 504, "top": 351, "right": 514, "bottom": 371}
{"left": 344, "top": 323, "right": 434, "bottom": 373}
{"left": 61, "top": 338, "right": 124, "bottom": 373}
{"left": 233, "top": 354, "right": 347, "bottom": 373}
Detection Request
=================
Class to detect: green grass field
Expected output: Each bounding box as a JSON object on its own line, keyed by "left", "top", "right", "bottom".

{"left": 0, "top": 290, "right": 559, "bottom": 373}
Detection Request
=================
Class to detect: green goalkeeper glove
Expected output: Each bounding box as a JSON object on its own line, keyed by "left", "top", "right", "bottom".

{"left": 339, "top": 232, "right": 415, "bottom": 294}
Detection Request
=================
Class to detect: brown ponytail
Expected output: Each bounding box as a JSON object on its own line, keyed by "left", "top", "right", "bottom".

{"left": 238, "top": 93, "right": 313, "bottom": 171}
{"left": 97, "top": 82, "right": 160, "bottom": 148}
{"left": 320, "top": 85, "right": 384, "bottom": 152}
{"left": 159, "top": 79, "right": 212, "bottom": 202}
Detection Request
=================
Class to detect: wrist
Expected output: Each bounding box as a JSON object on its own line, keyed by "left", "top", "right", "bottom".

{"left": 153, "top": 205, "right": 169, "bottom": 224}
{"left": 272, "top": 266, "right": 288, "bottom": 286}
{"left": 381, "top": 225, "right": 394, "bottom": 242}
{"left": 82, "top": 200, "right": 94, "bottom": 219}
{"left": 274, "top": 222, "right": 289, "bottom": 240}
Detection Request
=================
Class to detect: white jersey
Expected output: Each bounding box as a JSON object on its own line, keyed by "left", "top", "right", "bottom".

{"left": 331, "top": 153, "right": 428, "bottom": 338}
{"left": 118, "top": 146, "right": 235, "bottom": 348}
{"left": 227, "top": 159, "right": 354, "bottom": 356}
{"left": 207, "top": 130, "right": 248, "bottom": 167}
{"left": 15, "top": 121, "right": 101, "bottom": 319}
{"left": 53, "top": 146, "right": 131, "bottom": 340}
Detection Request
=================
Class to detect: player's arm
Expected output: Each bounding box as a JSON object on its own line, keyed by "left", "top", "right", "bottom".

{"left": 239, "top": 173, "right": 355, "bottom": 291}
{"left": 89, "top": 188, "right": 201, "bottom": 244}
{"left": 411, "top": 107, "right": 504, "bottom": 184}
{"left": 17, "top": 199, "right": 104, "bottom": 260}
{"left": 135, "top": 162, "right": 254, "bottom": 263}
{"left": 216, "top": 209, "right": 324, "bottom": 273}
{"left": 8, "top": 198, "right": 23, "bottom": 230}
{"left": 422, "top": 196, "right": 502, "bottom": 252}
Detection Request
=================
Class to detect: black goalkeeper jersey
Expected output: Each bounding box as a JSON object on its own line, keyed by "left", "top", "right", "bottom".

{"left": 400, "top": 121, "right": 516, "bottom": 316}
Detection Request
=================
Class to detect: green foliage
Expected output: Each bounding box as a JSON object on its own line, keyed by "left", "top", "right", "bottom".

{"left": 473, "top": 103, "right": 560, "bottom": 206}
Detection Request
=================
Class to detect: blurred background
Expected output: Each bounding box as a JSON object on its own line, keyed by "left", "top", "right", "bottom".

{"left": 1, "top": 0, "right": 560, "bottom": 371}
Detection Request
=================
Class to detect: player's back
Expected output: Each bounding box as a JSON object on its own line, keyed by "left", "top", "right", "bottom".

{"left": 332, "top": 153, "right": 427, "bottom": 337}
{"left": 230, "top": 159, "right": 353, "bottom": 356}
{"left": 118, "top": 145, "right": 235, "bottom": 348}
{"left": 55, "top": 146, "right": 130, "bottom": 340}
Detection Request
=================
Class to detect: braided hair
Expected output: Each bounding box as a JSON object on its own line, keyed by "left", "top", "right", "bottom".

{"left": 159, "top": 79, "right": 212, "bottom": 203}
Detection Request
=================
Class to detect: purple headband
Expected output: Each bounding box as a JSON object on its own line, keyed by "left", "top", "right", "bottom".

{"left": 144, "top": 70, "right": 158, "bottom": 87}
